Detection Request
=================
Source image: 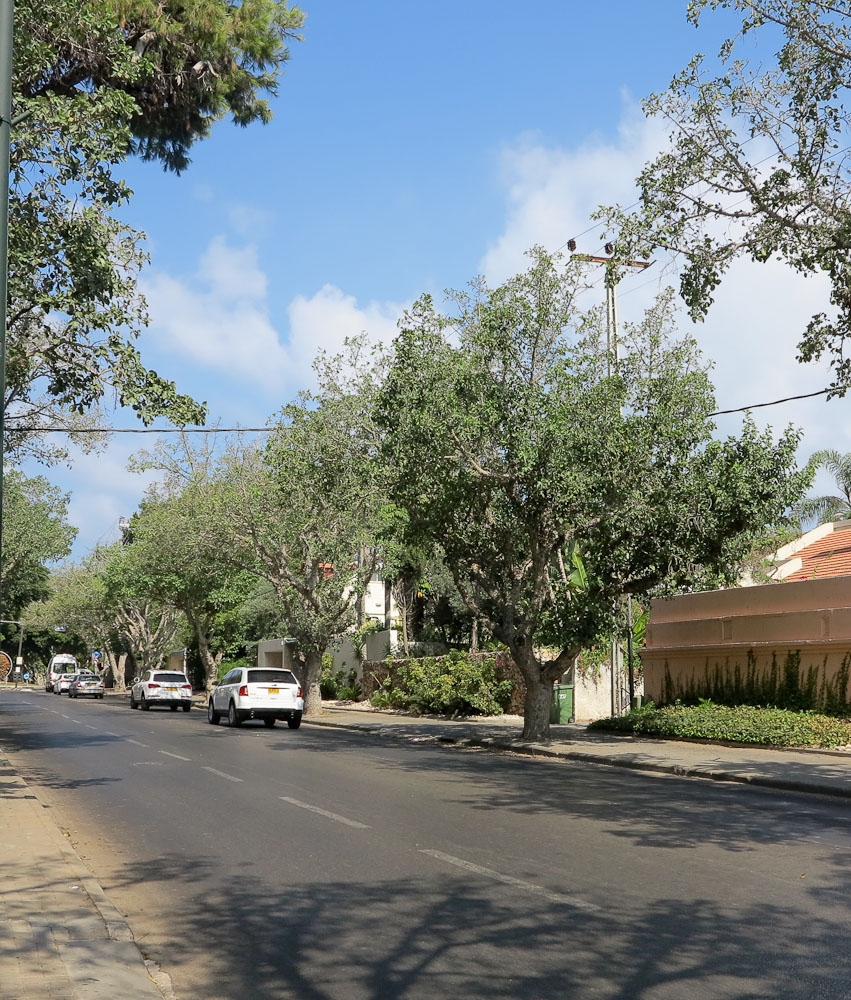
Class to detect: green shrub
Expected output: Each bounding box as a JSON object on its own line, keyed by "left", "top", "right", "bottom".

{"left": 320, "top": 665, "right": 361, "bottom": 701}
{"left": 373, "top": 650, "right": 512, "bottom": 717}
{"left": 589, "top": 701, "right": 851, "bottom": 749}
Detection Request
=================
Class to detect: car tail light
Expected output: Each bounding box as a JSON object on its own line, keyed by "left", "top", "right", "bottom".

{"left": 181, "top": 684, "right": 192, "bottom": 691}
{"left": 148, "top": 682, "right": 160, "bottom": 689}
{"left": 297, "top": 686, "right": 303, "bottom": 698}
{"left": 238, "top": 685, "right": 248, "bottom": 696}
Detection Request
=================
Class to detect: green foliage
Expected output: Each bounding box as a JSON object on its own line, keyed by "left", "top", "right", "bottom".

{"left": 658, "top": 651, "right": 851, "bottom": 715}
{"left": 792, "top": 450, "right": 851, "bottom": 527}
{"left": 369, "top": 651, "right": 513, "bottom": 717}
{"left": 320, "top": 665, "right": 361, "bottom": 701}
{"left": 8, "top": 0, "right": 304, "bottom": 458}
{"left": 590, "top": 701, "right": 851, "bottom": 750}
{"left": 3, "top": 469, "right": 75, "bottom": 616}
{"left": 378, "top": 249, "right": 808, "bottom": 740}
{"left": 596, "top": 1, "right": 851, "bottom": 392}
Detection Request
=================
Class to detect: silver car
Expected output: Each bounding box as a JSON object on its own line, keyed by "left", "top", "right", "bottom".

{"left": 68, "top": 672, "right": 105, "bottom": 699}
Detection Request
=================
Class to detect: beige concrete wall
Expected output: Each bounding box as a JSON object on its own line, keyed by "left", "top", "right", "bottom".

{"left": 644, "top": 577, "right": 851, "bottom": 704}
{"left": 257, "top": 639, "right": 295, "bottom": 671}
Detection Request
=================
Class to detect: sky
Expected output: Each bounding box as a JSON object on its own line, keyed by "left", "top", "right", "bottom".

{"left": 33, "top": 0, "right": 851, "bottom": 558}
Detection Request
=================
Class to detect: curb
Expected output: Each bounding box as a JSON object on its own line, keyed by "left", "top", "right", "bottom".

{"left": 2, "top": 754, "right": 174, "bottom": 997}
{"left": 304, "top": 718, "right": 851, "bottom": 802}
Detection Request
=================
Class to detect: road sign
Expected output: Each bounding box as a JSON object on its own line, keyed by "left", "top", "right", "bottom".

{"left": 92, "top": 651, "right": 101, "bottom": 660}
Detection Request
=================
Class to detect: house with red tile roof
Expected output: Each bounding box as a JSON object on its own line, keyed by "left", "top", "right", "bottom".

{"left": 771, "top": 520, "right": 851, "bottom": 582}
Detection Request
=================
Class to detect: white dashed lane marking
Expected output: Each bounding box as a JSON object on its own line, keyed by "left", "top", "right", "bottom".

{"left": 419, "top": 849, "right": 600, "bottom": 912}
{"left": 279, "top": 796, "right": 369, "bottom": 829}
{"left": 159, "top": 751, "right": 191, "bottom": 762}
{"left": 202, "top": 766, "right": 242, "bottom": 783}
{"left": 127, "top": 739, "right": 149, "bottom": 748}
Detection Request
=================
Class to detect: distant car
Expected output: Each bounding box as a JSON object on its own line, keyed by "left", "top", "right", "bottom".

{"left": 208, "top": 667, "right": 303, "bottom": 729}
{"left": 46, "top": 654, "right": 78, "bottom": 692}
{"left": 130, "top": 670, "right": 193, "bottom": 712}
{"left": 55, "top": 672, "right": 77, "bottom": 695}
{"left": 68, "top": 672, "right": 104, "bottom": 699}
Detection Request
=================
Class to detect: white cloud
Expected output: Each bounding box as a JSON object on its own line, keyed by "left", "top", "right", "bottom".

{"left": 144, "top": 237, "right": 405, "bottom": 399}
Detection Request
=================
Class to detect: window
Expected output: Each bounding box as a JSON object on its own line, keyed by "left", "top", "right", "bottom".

{"left": 247, "top": 670, "right": 298, "bottom": 685}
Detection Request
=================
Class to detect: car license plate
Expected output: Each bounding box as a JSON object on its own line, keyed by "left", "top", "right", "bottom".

{"left": 164, "top": 686, "right": 177, "bottom": 692}
{"left": 268, "top": 688, "right": 279, "bottom": 694}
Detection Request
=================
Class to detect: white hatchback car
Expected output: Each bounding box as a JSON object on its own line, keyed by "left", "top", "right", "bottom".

{"left": 54, "top": 671, "right": 78, "bottom": 694}
{"left": 208, "top": 667, "right": 303, "bottom": 729}
{"left": 130, "top": 670, "right": 193, "bottom": 712}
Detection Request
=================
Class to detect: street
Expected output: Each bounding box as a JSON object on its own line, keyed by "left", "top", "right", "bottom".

{"left": 2, "top": 690, "right": 851, "bottom": 1000}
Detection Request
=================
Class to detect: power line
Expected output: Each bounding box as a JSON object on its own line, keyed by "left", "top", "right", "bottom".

{"left": 708, "top": 387, "right": 838, "bottom": 416}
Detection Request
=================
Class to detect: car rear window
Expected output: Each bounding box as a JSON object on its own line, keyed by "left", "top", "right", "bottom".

{"left": 247, "top": 670, "right": 298, "bottom": 685}
{"left": 153, "top": 672, "right": 189, "bottom": 683}
{"left": 76, "top": 673, "right": 98, "bottom": 680}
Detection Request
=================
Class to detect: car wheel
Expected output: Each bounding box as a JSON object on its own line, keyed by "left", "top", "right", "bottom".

{"left": 228, "top": 701, "right": 242, "bottom": 728}
{"left": 98, "top": 694, "right": 104, "bottom": 700}
{"left": 182, "top": 703, "right": 191, "bottom": 712}
{"left": 169, "top": 704, "right": 178, "bottom": 712}
{"left": 287, "top": 713, "right": 302, "bottom": 730}
{"left": 207, "top": 699, "right": 220, "bottom": 725}
{"left": 263, "top": 718, "right": 276, "bottom": 728}
{"left": 129, "top": 692, "right": 137, "bottom": 709}
{"left": 141, "top": 694, "right": 150, "bottom": 711}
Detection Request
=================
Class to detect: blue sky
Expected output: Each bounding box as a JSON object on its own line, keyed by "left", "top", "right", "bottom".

{"left": 38, "top": 1, "right": 849, "bottom": 557}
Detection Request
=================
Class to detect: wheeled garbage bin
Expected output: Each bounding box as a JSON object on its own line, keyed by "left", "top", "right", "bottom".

{"left": 550, "top": 683, "right": 574, "bottom": 724}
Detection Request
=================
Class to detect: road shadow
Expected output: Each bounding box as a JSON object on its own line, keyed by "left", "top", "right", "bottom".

{"left": 103, "top": 853, "right": 851, "bottom": 1000}
{"left": 265, "top": 727, "right": 851, "bottom": 858}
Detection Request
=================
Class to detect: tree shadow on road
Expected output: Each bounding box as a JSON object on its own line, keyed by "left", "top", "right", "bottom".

{"left": 103, "top": 853, "right": 851, "bottom": 1000}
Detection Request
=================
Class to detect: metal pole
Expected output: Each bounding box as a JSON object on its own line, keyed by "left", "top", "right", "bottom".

{"left": 0, "top": 1, "right": 13, "bottom": 614}
{"left": 627, "top": 598, "right": 635, "bottom": 709}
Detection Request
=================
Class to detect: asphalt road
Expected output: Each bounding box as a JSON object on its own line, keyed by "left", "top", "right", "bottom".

{"left": 3, "top": 689, "right": 851, "bottom": 1000}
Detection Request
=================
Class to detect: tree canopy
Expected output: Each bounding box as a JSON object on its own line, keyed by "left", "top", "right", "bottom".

{"left": 378, "top": 251, "right": 809, "bottom": 739}
{"left": 598, "top": 1, "right": 851, "bottom": 393}
{"left": 7, "top": 0, "right": 304, "bottom": 460}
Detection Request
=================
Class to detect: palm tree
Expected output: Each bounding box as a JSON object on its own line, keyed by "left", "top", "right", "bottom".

{"left": 794, "top": 450, "right": 851, "bottom": 526}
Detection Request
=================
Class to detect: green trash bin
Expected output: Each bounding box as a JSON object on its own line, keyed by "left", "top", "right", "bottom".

{"left": 550, "top": 683, "right": 574, "bottom": 724}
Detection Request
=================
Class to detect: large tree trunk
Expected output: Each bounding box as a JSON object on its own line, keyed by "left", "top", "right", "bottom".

{"left": 191, "top": 616, "right": 222, "bottom": 697}
{"left": 515, "top": 644, "right": 579, "bottom": 741}
{"left": 301, "top": 649, "right": 323, "bottom": 716}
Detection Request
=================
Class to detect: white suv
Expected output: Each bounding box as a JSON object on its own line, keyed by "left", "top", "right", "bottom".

{"left": 130, "top": 670, "right": 193, "bottom": 711}
{"left": 208, "top": 667, "right": 303, "bottom": 729}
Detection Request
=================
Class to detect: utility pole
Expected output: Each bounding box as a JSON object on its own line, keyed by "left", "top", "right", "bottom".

{"left": 0, "top": 1, "right": 13, "bottom": 616}
{"left": 572, "top": 245, "right": 651, "bottom": 714}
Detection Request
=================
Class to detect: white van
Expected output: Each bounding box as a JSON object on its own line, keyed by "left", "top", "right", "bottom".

{"left": 46, "top": 653, "right": 78, "bottom": 692}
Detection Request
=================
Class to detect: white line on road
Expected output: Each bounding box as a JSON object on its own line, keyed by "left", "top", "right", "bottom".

{"left": 85, "top": 725, "right": 97, "bottom": 730}
{"left": 419, "top": 849, "right": 600, "bottom": 912}
{"left": 159, "top": 751, "right": 191, "bottom": 761}
{"left": 127, "top": 739, "right": 149, "bottom": 748}
{"left": 279, "top": 796, "right": 370, "bottom": 829}
{"left": 202, "top": 766, "right": 242, "bottom": 782}
{"left": 104, "top": 732, "right": 118, "bottom": 737}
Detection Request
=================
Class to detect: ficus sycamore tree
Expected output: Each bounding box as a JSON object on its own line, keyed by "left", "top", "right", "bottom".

{"left": 377, "top": 250, "right": 809, "bottom": 740}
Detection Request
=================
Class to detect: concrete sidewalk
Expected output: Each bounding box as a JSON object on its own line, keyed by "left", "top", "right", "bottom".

{"left": 308, "top": 704, "right": 851, "bottom": 801}
{"left": 0, "top": 746, "right": 168, "bottom": 999}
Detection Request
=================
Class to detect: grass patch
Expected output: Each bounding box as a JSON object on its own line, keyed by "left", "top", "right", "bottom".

{"left": 588, "top": 701, "right": 851, "bottom": 749}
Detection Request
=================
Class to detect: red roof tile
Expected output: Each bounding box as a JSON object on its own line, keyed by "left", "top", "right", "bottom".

{"left": 784, "top": 530, "right": 851, "bottom": 581}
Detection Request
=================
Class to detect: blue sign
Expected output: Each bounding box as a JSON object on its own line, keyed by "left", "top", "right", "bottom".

{"left": 92, "top": 651, "right": 101, "bottom": 660}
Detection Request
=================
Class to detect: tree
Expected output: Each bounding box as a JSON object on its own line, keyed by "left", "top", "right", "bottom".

{"left": 597, "top": 1, "right": 851, "bottom": 393}
{"left": 3, "top": 469, "right": 75, "bottom": 616}
{"left": 125, "top": 460, "right": 261, "bottom": 694}
{"left": 7, "top": 0, "right": 304, "bottom": 458}
{"left": 378, "top": 251, "right": 809, "bottom": 740}
{"left": 28, "top": 543, "right": 181, "bottom": 686}
{"left": 793, "top": 449, "right": 851, "bottom": 525}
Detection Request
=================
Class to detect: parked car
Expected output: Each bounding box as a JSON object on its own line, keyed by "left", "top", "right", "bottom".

{"left": 68, "top": 672, "right": 105, "bottom": 699}
{"left": 130, "top": 670, "right": 193, "bottom": 711}
{"left": 45, "top": 653, "right": 78, "bottom": 692}
{"left": 208, "top": 666, "right": 303, "bottom": 729}
{"left": 55, "top": 671, "right": 77, "bottom": 695}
